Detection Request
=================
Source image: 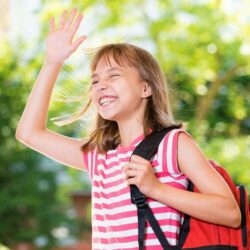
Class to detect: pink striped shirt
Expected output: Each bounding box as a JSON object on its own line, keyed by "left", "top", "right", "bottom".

{"left": 83, "top": 129, "right": 188, "bottom": 250}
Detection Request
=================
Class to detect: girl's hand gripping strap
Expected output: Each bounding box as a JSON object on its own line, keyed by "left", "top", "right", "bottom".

{"left": 130, "top": 128, "right": 179, "bottom": 250}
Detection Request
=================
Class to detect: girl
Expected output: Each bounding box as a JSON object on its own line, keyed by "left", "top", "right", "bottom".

{"left": 16, "top": 9, "right": 241, "bottom": 250}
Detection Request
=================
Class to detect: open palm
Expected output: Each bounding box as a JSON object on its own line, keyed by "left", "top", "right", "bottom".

{"left": 46, "top": 9, "right": 86, "bottom": 64}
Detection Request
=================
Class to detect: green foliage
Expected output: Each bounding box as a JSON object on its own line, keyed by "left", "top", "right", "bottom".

{"left": 0, "top": 41, "right": 69, "bottom": 249}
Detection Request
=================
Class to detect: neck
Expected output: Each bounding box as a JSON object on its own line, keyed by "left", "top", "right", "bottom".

{"left": 118, "top": 119, "right": 145, "bottom": 147}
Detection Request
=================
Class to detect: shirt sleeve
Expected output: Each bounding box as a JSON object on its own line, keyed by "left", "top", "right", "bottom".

{"left": 158, "top": 128, "right": 192, "bottom": 176}
{"left": 82, "top": 148, "right": 97, "bottom": 180}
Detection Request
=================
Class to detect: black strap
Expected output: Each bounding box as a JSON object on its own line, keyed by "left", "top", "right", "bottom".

{"left": 132, "top": 129, "right": 174, "bottom": 160}
{"left": 146, "top": 205, "right": 172, "bottom": 249}
{"left": 130, "top": 128, "right": 178, "bottom": 249}
{"left": 137, "top": 203, "right": 147, "bottom": 249}
{"left": 239, "top": 185, "right": 247, "bottom": 247}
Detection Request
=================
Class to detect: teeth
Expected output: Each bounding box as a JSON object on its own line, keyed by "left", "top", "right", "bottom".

{"left": 99, "top": 97, "right": 116, "bottom": 106}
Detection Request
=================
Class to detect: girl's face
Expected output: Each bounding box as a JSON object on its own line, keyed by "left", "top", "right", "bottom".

{"left": 90, "top": 56, "right": 151, "bottom": 123}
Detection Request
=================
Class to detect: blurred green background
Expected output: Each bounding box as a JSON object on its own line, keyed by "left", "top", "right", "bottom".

{"left": 0, "top": 0, "right": 249, "bottom": 249}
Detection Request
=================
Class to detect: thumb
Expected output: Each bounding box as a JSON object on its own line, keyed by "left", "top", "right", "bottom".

{"left": 70, "top": 35, "right": 87, "bottom": 52}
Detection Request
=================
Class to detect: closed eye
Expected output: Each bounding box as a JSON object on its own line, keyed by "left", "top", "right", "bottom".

{"left": 92, "top": 80, "right": 98, "bottom": 85}
{"left": 110, "top": 74, "right": 120, "bottom": 78}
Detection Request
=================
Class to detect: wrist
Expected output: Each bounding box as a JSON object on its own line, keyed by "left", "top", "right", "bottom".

{"left": 149, "top": 181, "right": 166, "bottom": 201}
{"left": 44, "top": 57, "right": 64, "bottom": 68}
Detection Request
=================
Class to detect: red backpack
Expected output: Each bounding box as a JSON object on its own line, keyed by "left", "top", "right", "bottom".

{"left": 131, "top": 128, "right": 250, "bottom": 250}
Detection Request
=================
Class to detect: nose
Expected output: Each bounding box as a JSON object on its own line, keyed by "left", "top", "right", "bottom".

{"left": 95, "top": 80, "right": 108, "bottom": 92}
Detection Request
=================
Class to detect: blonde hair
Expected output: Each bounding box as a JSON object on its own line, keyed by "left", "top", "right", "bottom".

{"left": 81, "top": 43, "right": 181, "bottom": 153}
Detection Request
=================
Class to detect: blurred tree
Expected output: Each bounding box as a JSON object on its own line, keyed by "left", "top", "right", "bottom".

{"left": 0, "top": 41, "right": 71, "bottom": 249}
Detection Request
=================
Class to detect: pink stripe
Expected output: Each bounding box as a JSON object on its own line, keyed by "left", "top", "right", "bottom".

{"left": 83, "top": 150, "right": 97, "bottom": 179}
{"left": 106, "top": 151, "right": 132, "bottom": 160}
{"left": 154, "top": 172, "right": 187, "bottom": 182}
{"left": 93, "top": 186, "right": 129, "bottom": 200}
{"left": 145, "top": 246, "right": 176, "bottom": 250}
{"left": 97, "top": 156, "right": 130, "bottom": 168}
{"left": 94, "top": 199, "right": 132, "bottom": 211}
{"left": 92, "top": 150, "right": 99, "bottom": 179}
{"left": 94, "top": 205, "right": 182, "bottom": 224}
{"left": 94, "top": 217, "right": 181, "bottom": 231}
{"left": 94, "top": 207, "right": 181, "bottom": 224}
{"left": 82, "top": 151, "right": 89, "bottom": 172}
{"left": 96, "top": 159, "right": 158, "bottom": 180}
{"left": 93, "top": 177, "right": 124, "bottom": 189}
{"left": 166, "top": 181, "right": 187, "bottom": 189}
{"left": 94, "top": 210, "right": 136, "bottom": 222}
{"left": 93, "top": 230, "right": 178, "bottom": 244}
{"left": 93, "top": 182, "right": 185, "bottom": 203}
{"left": 151, "top": 159, "right": 158, "bottom": 167}
{"left": 145, "top": 246, "right": 178, "bottom": 250}
{"left": 97, "top": 168, "right": 122, "bottom": 179}
{"left": 94, "top": 222, "right": 138, "bottom": 232}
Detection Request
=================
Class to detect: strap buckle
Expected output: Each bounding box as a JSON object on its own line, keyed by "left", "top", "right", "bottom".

{"left": 131, "top": 192, "right": 147, "bottom": 208}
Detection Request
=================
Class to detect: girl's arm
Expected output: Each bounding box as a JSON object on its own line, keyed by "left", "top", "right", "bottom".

{"left": 124, "top": 133, "right": 241, "bottom": 228}
{"left": 16, "top": 9, "right": 87, "bottom": 170}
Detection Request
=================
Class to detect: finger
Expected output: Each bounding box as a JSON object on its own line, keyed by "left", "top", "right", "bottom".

{"left": 70, "top": 35, "right": 87, "bottom": 53}
{"left": 69, "top": 14, "right": 83, "bottom": 35}
{"left": 126, "top": 177, "right": 137, "bottom": 186}
{"left": 124, "top": 162, "right": 142, "bottom": 171}
{"left": 131, "top": 155, "right": 149, "bottom": 164}
{"left": 49, "top": 17, "right": 55, "bottom": 32}
{"left": 124, "top": 169, "right": 138, "bottom": 179}
{"left": 64, "top": 8, "right": 77, "bottom": 31}
{"left": 58, "top": 10, "right": 67, "bottom": 29}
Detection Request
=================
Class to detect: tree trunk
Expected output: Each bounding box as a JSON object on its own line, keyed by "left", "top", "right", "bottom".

{"left": 196, "top": 65, "right": 239, "bottom": 121}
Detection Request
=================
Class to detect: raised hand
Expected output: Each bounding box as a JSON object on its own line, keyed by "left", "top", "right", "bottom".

{"left": 46, "top": 8, "right": 86, "bottom": 64}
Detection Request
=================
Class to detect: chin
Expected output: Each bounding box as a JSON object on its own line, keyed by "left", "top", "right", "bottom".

{"left": 99, "top": 113, "right": 117, "bottom": 122}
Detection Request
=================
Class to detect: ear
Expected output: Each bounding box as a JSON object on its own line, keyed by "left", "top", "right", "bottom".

{"left": 141, "top": 81, "right": 152, "bottom": 98}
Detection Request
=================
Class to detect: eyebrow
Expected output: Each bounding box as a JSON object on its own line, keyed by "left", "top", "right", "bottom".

{"left": 91, "top": 67, "right": 123, "bottom": 79}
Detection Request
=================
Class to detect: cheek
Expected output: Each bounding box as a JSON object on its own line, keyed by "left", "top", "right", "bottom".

{"left": 90, "top": 89, "right": 97, "bottom": 103}
{"left": 90, "top": 97, "right": 99, "bottom": 111}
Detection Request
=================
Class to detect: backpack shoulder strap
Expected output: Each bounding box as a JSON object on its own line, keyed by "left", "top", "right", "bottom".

{"left": 132, "top": 128, "right": 174, "bottom": 160}
{"left": 130, "top": 127, "right": 177, "bottom": 250}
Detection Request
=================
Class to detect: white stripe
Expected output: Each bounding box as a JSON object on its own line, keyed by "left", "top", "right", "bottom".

{"left": 157, "top": 138, "right": 164, "bottom": 172}
{"left": 92, "top": 241, "right": 138, "bottom": 250}
{"left": 96, "top": 163, "right": 121, "bottom": 175}
{"left": 146, "top": 237, "right": 177, "bottom": 246}
{"left": 92, "top": 215, "right": 137, "bottom": 227}
{"left": 154, "top": 175, "right": 186, "bottom": 183}
{"left": 93, "top": 170, "right": 124, "bottom": 184}
{"left": 93, "top": 206, "right": 180, "bottom": 222}
{"left": 94, "top": 166, "right": 186, "bottom": 187}
{"left": 104, "top": 151, "right": 132, "bottom": 164}
{"left": 92, "top": 150, "right": 97, "bottom": 179}
{"left": 92, "top": 237, "right": 177, "bottom": 249}
{"left": 93, "top": 203, "right": 134, "bottom": 216}
{"left": 92, "top": 181, "right": 127, "bottom": 195}
{"left": 92, "top": 224, "right": 179, "bottom": 239}
{"left": 166, "top": 129, "right": 177, "bottom": 174}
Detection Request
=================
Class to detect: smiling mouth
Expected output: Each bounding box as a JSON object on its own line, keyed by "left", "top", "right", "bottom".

{"left": 99, "top": 97, "right": 117, "bottom": 106}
